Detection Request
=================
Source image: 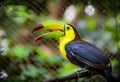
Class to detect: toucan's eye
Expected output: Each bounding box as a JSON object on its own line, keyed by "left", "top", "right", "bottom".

{"left": 67, "top": 27, "right": 70, "bottom": 30}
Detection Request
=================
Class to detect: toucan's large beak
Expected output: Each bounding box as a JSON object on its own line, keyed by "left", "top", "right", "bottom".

{"left": 32, "top": 21, "right": 65, "bottom": 42}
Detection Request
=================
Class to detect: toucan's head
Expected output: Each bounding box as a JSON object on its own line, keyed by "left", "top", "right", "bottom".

{"left": 32, "top": 21, "right": 80, "bottom": 42}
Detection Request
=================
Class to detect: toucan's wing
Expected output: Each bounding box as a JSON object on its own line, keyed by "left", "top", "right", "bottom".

{"left": 65, "top": 41, "right": 110, "bottom": 70}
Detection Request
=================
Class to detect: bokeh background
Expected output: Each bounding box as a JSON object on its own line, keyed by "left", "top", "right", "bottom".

{"left": 0, "top": 0, "right": 120, "bottom": 82}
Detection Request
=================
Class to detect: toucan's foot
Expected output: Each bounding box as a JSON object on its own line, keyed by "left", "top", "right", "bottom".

{"left": 75, "top": 68, "right": 88, "bottom": 78}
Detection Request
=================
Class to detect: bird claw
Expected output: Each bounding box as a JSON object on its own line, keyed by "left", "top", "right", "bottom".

{"left": 75, "top": 68, "right": 88, "bottom": 78}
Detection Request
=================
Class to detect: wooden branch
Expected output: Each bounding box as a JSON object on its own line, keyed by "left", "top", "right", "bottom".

{"left": 43, "top": 71, "right": 98, "bottom": 82}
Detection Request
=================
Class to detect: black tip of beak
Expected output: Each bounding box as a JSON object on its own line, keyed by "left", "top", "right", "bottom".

{"left": 32, "top": 24, "right": 43, "bottom": 33}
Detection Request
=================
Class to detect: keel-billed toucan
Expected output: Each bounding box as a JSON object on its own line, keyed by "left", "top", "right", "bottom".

{"left": 32, "top": 21, "right": 115, "bottom": 82}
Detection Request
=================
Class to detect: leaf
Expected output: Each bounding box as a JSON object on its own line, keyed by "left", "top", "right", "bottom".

{"left": 12, "top": 45, "right": 29, "bottom": 58}
{"left": 86, "top": 19, "right": 96, "bottom": 30}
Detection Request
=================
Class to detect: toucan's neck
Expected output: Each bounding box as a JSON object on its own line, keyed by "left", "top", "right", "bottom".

{"left": 59, "top": 27, "right": 81, "bottom": 47}
{"left": 59, "top": 28, "right": 81, "bottom": 59}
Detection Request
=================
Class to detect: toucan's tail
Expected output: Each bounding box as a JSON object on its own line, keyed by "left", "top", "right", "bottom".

{"left": 102, "top": 70, "right": 116, "bottom": 82}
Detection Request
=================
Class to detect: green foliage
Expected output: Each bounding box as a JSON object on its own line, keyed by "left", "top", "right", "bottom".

{"left": 7, "top": 45, "right": 31, "bottom": 58}
{"left": 36, "top": 48, "right": 62, "bottom": 64}
{"left": 6, "top": 5, "right": 28, "bottom": 24}
{"left": 58, "top": 61, "right": 78, "bottom": 76}
{"left": 86, "top": 18, "right": 96, "bottom": 30}
{"left": 6, "top": 5, "right": 40, "bottom": 25}
{"left": 21, "top": 64, "right": 46, "bottom": 78}
{"left": 13, "top": 45, "right": 28, "bottom": 58}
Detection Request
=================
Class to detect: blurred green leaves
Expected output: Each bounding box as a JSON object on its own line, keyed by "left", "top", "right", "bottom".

{"left": 12, "top": 45, "right": 29, "bottom": 58}
{"left": 35, "top": 48, "right": 50, "bottom": 63}
{"left": 77, "top": 16, "right": 120, "bottom": 53}
{"left": 6, "top": 5, "right": 39, "bottom": 24}
{"left": 7, "top": 5, "right": 29, "bottom": 24}
{"left": 36, "top": 48, "right": 62, "bottom": 64}
{"left": 58, "top": 61, "right": 77, "bottom": 76}
{"left": 86, "top": 18, "right": 96, "bottom": 30}
{"left": 21, "top": 64, "right": 46, "bottom": 78}
{"left": 7, "top": 45, "right": 33, "bottom": 58}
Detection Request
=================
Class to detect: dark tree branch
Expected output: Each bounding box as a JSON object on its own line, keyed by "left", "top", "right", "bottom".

{"left": 43, "top": 70, "right": 98, "bottom": 82}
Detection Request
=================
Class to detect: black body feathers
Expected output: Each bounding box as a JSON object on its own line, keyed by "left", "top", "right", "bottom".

{"left": 65, "top": 41, "right": 116, "bottom": 82}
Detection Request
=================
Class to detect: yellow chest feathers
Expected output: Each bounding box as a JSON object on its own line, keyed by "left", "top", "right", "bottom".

{"left": 59, "top": 30, "right": 75, "bottom": 60}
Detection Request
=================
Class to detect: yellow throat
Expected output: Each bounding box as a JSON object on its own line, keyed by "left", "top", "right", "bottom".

{"left": 59, "top": 27, "right": 75, "bottom": 60}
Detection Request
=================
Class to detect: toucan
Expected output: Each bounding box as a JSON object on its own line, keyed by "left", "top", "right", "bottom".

{"left": 32, "top": 21, "right": 116, "bottom": 82}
